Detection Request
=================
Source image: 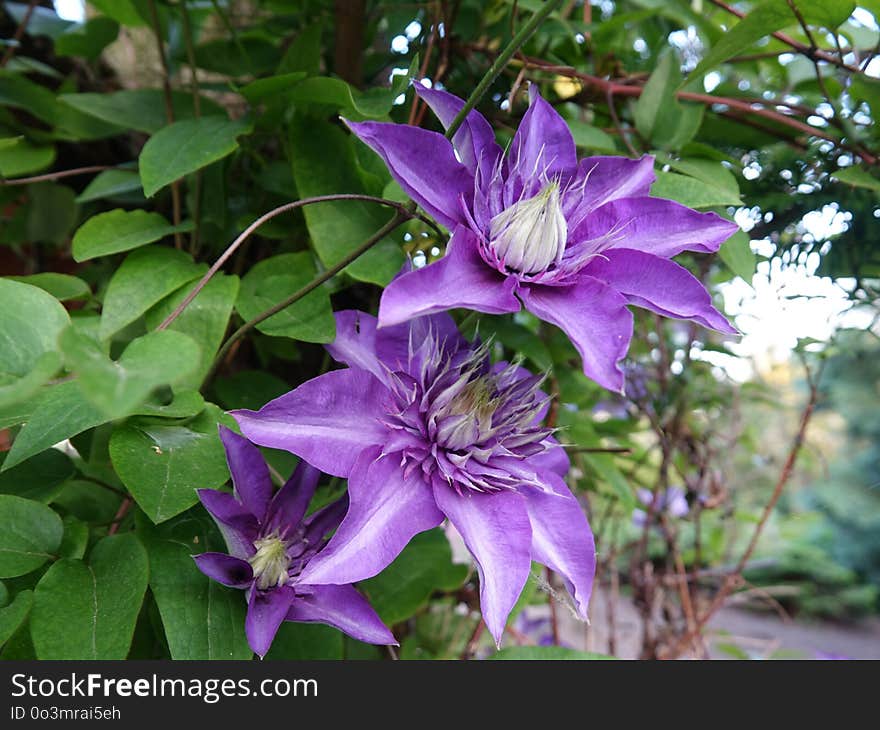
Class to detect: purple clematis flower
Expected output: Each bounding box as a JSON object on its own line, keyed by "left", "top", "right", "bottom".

{"left": 232, "top": 311, "right": 595, "bottom": 646}
{"left": 345, "top": 83, "right": 739, "bottom": 392}
{"left": 194, "top": 426, "right": 396, "bottom": 657}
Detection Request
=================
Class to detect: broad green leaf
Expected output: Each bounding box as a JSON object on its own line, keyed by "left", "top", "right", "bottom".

{"left": 236, "top": 253, "right": 335, "bottom": 343}
{"left": 54, "top": 17, "right": 119, "bottom": 59}
{"left": 0, "top": 140, "right": 55, "bottom": 177}
{"left": 61, "top": 328, "right": 202, "bottom": 419}
{"left": 99, "top": 246, "right": 207, "bottom": 339}
{"left": 109, "top": 406, "right": 231, "bottom": 523}
{"left": 212, "top": 370, "right": 291, "bottom": 411}
{"left": 75, "top": 169, "right": 142, "bottom": 203}
{"left": 277, "top": 21, "right": 323, "bottom": 75}
{"left": 264, "top": 623, "right": 344, "bottom": 660}
{"left": 139, "top": 116, "right": 253, "bottom": 197}
{"left": 2, "top": 381, "right": 108, "bottom": 470}
{"left": 87, "top": 0, "right": 150, "bottom": 27}
{"left": 145, "top": 274, "right": 240, "bottom": 388}
{"left": 831, "top": 166, "right": 880, "bottom": 192}
{"left": 567, "top": 119, "right": 616, "bottom": 153}
{"left": 689, "top": 0, "right": 856, "bottom": 80}
{"left": 634, "top": 53, "right": 703, "bottom": 150}
{"left": 238, "top": 71, "right": 307, "bottom": 103}
{"left": 0, "top": 352, "right": 61, "bottom": 410}
{"left": 51, "top": 480, "right": 121, "bottom": 524}
{"left": 0, "top": 589, "right": 32, "bottom": 645}
{"left": 72, "top": 208, "right": 190, "bottom": 262}
{"left": 651, "top": 170, "right": 741, "bottom": 208}
{"left": 664, "top": 157, "right": 740, "bottom": 198}
{"left": 718, "top": 230, "right": 757, "bottom": 282}
{"left": 58, "top": 89, "right": 222, "bottom": 134}
{"left": 0, "top": 279, "right": 69, "bottom": 381}
{"left": 31, "top": 533, "right": 148, "bottom": 659}
{"left": 58, "top": 516, "right": 89, "bottom": 560}
{"left": 0, "top": 448, "right": 74, "bottom": 503}
{"left": 289, "top": 115, "right": 404, "bottom": 285}
{"left": 8, "top": 273, "right": 90, "bottom": 301}
{"left": 286, "top": 76, "right": 400, "bottom": 119}
{"left": 582, "top": 452, "right": 635, "bottom": 508}
{"left": 0, "top": 495, "right": 63, "bottom": 577}
{"left": 137, "top": 509, "right": 252, "bottom": 659}
{"left": 489, "top": 646, "right": 614, "bottom": 660}
{"left": 491, "top": 318, "right": 553, "bottom": 371}
{"left": 361, "top": 529, "right": 469, "bottom": 625}
{"left": 130, "top": 389, "right": 206, "bottom": 419}
{"left": 193, "top": 37, "right": 280, "bottom": 76}
{"left": 26, "top": 183, "right": 78, "bottom": 244}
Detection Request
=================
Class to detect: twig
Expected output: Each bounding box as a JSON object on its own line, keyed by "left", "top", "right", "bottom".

{"left": 147, "top": 0, "right": 184, "bottom": 248}
{"left": 1, "top": 0, "right": 38, "bottom": 67}
{"left": 0, "top": 165, "right": 117, "bottom": 186}
{"left": 461, "top": 618, "right": 485, "bottom": 659}
{"left": 179, "top": 0, "right": 204, "bottom": 255}
{"left": 107, "top": 497, "right": 133, "bottom": 536}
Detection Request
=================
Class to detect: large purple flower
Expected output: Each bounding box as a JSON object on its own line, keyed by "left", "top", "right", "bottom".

{"left": 232, "top": 311, "right": 595, "bottom": 646}
{"left": 346, "top": 84, "right": 739, "bottom": 392}
{"left": 194, "top": 426, "right": 396, "bottom": 657}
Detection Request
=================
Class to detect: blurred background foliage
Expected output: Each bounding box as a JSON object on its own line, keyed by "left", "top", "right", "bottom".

{"left": 0, "top": 0, "right": 877, "bottom": 660}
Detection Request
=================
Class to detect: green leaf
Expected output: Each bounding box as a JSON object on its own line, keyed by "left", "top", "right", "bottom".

{"left": 264, "top": 623, "right": 343, "bottom": 660}
{"left": 2, "top": 381, "right": 108, "bottom": 470}
{"left": 689, "top": 0, "right": 856, "bottom": 80}
{"left": 0, "top": 448, "right": 74, "bottom": 503}
{"left": 0, "top": 278, "right": 69, "bottom": 380}
{"left": 651, "top": 170, "right": 741, "bottom": 208}
{"left": 634, "top": 53, "right": 703, "bottom": 150}
{"left": 0, "top": 495, "right": 63, "bottom": 578}
{"left": 31, "top": 533, "right": 148, "bottom": 659}
{"left": 718, "top": 230, "right": 757, "bottom": 282}
{"left": 286, "top": 76, "right": 399, "bottom": 119}
{"left": 8, "top": 273, "right": 90, "bottom": 301}
{"left": 87, "top": 0, "right": 150, "bottom": 27}
{"left": 238, "top": 71, "right": 307, "bottom": 103}
{"left": 0, "top": 140, "right": 55, "bottom": 177}
{"left": 58, "top": 516, "right": 89, "bottom": 560}
{"left": 491, "top": 318, "right": 553, "bottom": 371}
{"left": 130, "top": 389, "right": 205, "bottom": 419}
{"left": 489, "top": 646, "right": 614, "bottom": 660}
{"left": 567, "top": 120, "right": 616, "bottom": 153}
{"left": 212, "top": 370, "right": 291, "bottom": 411}
{"left": 109, "top": 406, "right": 231, "bottom": 523}
{"left": 289, "top": 115, "right": 404, "bottom": 285}
{"left": 26, "top": 183, "right": 78, "bottom": 244}
{"left": 582, "top": 452, "right": 635, "bottom": 508}
{"left": 0, "top": 589, "right": 33, "bottom": 646}
{"left": 664, "top": 157, "right": 741, "bottom": 198}
{"left": 236, "top": 253, "right": 335, "bottom": 343}
{"left": 831, "top": 166, "right": 880, "bottom": 192}
{"left": 51, "top": 480, "right": 121, "bottom": 525}
{"left": 58, "top": 89, "right": 220, "bottom": 134}
{"left": 75, "top": 169, "right": 143, "bottom": 203}
{"left": 99, "top": 246, "right": 207, "bottom": 339}
{"left": 54, "top": 17, "right": 119, "bottom": 59}
{"left": 0, "top": 352, "right": 61, "bottom": 410}
{"left": 61, "top": 328, "right": 202, "bottom": 419}
{"left": 137, "top": 509, "right": 252, "bottom": 659}
{"left": 144, "top": 274, "right": 240, "bottom": 388}
{"left": 139, "top": 116, "right": 253, "bottom": 197}
{"left": 360, "top": 529, "right": 469, "bottom": 625}
{"left": 72, "top": 209, "right": 189, "bottom": 262}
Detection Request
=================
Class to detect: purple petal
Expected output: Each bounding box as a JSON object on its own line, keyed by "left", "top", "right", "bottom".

{"left": 232, "top": 368, "right": 388, "bottom": 479}
{"left": 572, "top": 196, "right": 739, "bottom": 257}
{"left": 413, "top": 84, "right": 502, "bottom": 178}
{"left": 433, "top": 486, "right": 532, "bottom": 647}
{"left": 521, "top": 475, "right": 596, "bottom": 619}
{"left": 288, "top": 584, "right": 397, "bottom": 645}
{"left": 375, "top": 310, "right": 463, "bottom": 372}
{"left": 197, "top": 488, "right": 259, "bottom": 559}
{"left": 519, "top": 277, "right": 633, "bottom": 393}
{"left": 246, "top": 585, "right": 295, "bottom": 658}
{"left": 193, "top": 552, "right": 253, "bottom": 589}
{"left": 298, "top": 447, "right": 444, "bottom": 586}
{"left": 345, "top": 119, "right": 473, "bottom": 230}
{"left": 264, "top": 459, "right": 321, "bottom": 535}
{"left": 585, "top": 248, "right": 737, "bottom": 334}
{"left": 528, "top": 438, "right": 570, "bottom": 477}
{"left": 506, "top": 85, "right": 577, "bottom": 179}
{"left": 325, "top": 310, "right": 387, "bottom": 382}
{"left": 303, "top": 495, "right": 348, "bottom": 544}
{"left": 218, "top": 426, "right": 273, "bottom": 522}
{"left": 563, "top": 155, "right": 655, "bottom": 224}
{"left": 378, "top": 226, "right": 520, "bottom": 328}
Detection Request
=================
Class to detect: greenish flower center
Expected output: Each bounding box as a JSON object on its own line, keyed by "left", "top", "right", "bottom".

{"left": 489, "top": 181, "right": 567, "bottom": 274}
{"left": 249, "top": 534, "right": 291, "bottom": 590}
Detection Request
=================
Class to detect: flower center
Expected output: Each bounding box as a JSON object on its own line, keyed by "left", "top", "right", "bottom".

{"left": 248, "top": 534, "right": 291, "bottom": 590}
{"left": 434, "top": 376, "right": 498, "bottom": 450}
{"left": 488, "top": 181, "right": 567, "bottom": 274}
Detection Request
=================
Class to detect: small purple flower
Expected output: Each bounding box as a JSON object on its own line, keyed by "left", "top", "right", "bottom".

{"left": 346, "top": 84, "right": 739, "bottom": 392}
{"left": 194, "top": 426, "right": 396, "bottom": 657}
{"left": 232, "top": 311, "right": 595, "bottom": 646}
{"left": 632, "top": 486, "right": 689, "bottom": 528}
